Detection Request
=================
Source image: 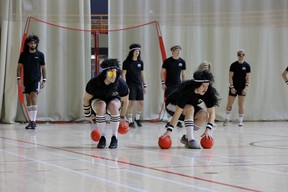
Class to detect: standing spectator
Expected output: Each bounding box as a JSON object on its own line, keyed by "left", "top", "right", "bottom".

{"left": 197, "top": 61, "right": 211, "bottom": 72}
{"left": 161, "top": 45, "right": 187, "bottom": 128}
{"left": 223, "top": 49, "right": 251, "bottom": 126}
{"left": 281, "top": 66, "right": 288, "bottom": 85}
{"left": 83, "top": 59, "right": 129, "bottom": 149}
{"left": 17, "top": 35, "right": 46, "bottom": 129}
{"left": 122, "top": 44, "right": 147, "bottom": 128}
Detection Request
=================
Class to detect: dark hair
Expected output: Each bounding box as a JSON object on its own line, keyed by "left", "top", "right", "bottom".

{"left": 23, "top": 35, "right": 39, "bottom": 52}
{"left": 124, "top": 44, "right": 142, "bottom": 62}
{"left": 99, "top": 59, "right": 122, "bottom": 81}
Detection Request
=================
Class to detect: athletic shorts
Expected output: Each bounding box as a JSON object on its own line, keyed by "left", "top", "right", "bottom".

{"left": 165, "top": 84, "right": 179, "bottom": 98}
{"left": 127, "top": 83, "right": 144, "bottom": 100}
{"left": 228, "top": 87, "right": 246, "bottom": 96}
{"left": 23, "top": 81, "right": 40, "bottom": 94}
{"left": 165, "top": 104, "right": 202, "bottom": 121}
{"left": 90, "top": 97, "right": 121, "bottom": 115}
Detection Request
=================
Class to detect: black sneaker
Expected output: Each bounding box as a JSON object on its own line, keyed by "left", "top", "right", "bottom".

{"left": 177, "top": 121, "right": 183, "bottom": 128}
{"left": 129, "top": 122, "right": 136, "bottom": 128}
{"left": 180, "top": 135, "right": 188, "bottom": 145}
{"left": 108, "top": 136, "right": 118, "bottom": 149}
{"left": 25, "top": 121, "right": 32, "bottom": 129}
{"left": 135, "top": 119, "right": 142, "bottom": 127}
{"left": 97, "top": 136, "right": 106, "bottom": 149}
{"left": 31, "top": 121, "right": 37, "bottom": 129}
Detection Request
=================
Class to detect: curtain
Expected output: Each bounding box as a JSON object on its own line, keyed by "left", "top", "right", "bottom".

{"left": 109, "top": 0, "right": 288, "bottom": 121}
{"left": 0, "top": 0, "right": 91, "bottom": 123}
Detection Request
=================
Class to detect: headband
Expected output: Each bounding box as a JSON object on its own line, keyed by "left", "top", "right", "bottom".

{"left": 194, "top": 79, "right": 210, "bottom": 83}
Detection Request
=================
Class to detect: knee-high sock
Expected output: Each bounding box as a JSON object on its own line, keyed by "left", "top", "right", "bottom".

{"left": 135, "top": 111, "right": 141, "bottom": 120}
{"left": 128, "top": 113, "right": 133, "bottom": 123}
{"left": 239, "top": 114, "right": 244, "bottom": 122}
{"left": 225, "top": 111, "right": 230, "bottom": 120}
{"left": 96, "top": 115, "right": 106, "bottom": 137}
{"left": 184, "top": 119, "right": 195, "bottom": 140}
{"left": 31, "top": 105, "right": 37, "bottom": 122}
{"left": 110, "top": 114, "right": 120, "bottom": 138}
{"left": 27, "top": 106, "right": 32, "bottom": 121}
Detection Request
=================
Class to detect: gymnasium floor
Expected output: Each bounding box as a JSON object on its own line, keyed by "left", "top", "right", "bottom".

{"left": 0, "top": 121, "right": 287, "bottom": 192}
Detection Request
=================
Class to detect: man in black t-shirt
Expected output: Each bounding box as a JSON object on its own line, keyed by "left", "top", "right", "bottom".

{"left": 17, "top": 35, "right": 46, "bottom": 130}
{"left": 223, "top": 49, "right": 251, "bottom": 127}
{"left": 161, "top": 45, "right": 186, "bottom": 128}
{"left": 83, "top": 59, "right": 129, "bottom": 149}
{"left": 161, "top": 70, "right": 220, "bottom": 149}
{"left": 122, "top": 44, "right": 147, "bottom": 128}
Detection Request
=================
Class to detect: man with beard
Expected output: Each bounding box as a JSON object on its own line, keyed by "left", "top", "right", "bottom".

{"left": 161, "top": 70, "right": 220, "bottom": 149}
{"left": 17, "top": 35, "right": 46, "bottom": 129}
{"left": 83, "top": 59, "right": 129, "bottom": 149}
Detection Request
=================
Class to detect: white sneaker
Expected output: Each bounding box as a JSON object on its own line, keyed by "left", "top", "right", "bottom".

{"left": 239, "top": 121, "right": 243, "bottom": 126}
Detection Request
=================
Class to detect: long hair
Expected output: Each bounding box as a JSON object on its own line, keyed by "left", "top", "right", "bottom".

{"left": 124, "top": 46, "right": 142, "bottom": 62}
{"left": 178, "top": 70, "right": 220, "bottom": 106}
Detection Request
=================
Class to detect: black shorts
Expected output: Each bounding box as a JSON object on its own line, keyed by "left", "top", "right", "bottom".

{"left": 165, "top": 84, "right": 179, "bottom": 98}
{"left": 23, "top": 81, "right": 40, "bottom": 94}
{"left": 165, "top": 104, "right": 202, "bottom": 121}
{"left": 228, "top": 87, "right": 246, "bottom": 96}
{"left": 90, "top": 96, "right": 121, "bottom": 115}
{"left": 128, "top": 83, "right": 143, "bottom": 100}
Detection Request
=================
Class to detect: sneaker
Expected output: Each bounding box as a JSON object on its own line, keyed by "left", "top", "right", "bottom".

{"left": 129, "top": 122, "right": 136, "bottom": 128}
{"left": 239, "top": 121, "right": 243, "bottom": 127}
{"left": 223, "top": 119, "right": 229, "bottom": 126}
{"left": 97, "top": 136, "right": 106, "bottom": 149}
{"left": 109, "top": 136, "right": 118, "bottom": 149}
{"left": 135, "top": 119, "right": 142, "bottom": 127}
{"left": 185, "top": 140, "right": 201, "bottom": 149}
{"left": 25, "top": 121, "right": 32, "bottom": 129}
{"left": 31, "top": 121, "right": 37, "bottom": 129}
{"left": 180, "top": 135, "right": 188, "bottom": 145}
{"left": 177, "top": 121, "right": 183, "bottom": 128}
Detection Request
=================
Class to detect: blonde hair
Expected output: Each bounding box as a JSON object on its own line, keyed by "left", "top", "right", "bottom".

{"left": 197, "top": 61, "right": 211, "bottom": 72}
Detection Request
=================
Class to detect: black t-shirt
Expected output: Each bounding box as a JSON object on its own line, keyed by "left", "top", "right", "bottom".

{"left": 18, "top": 50, "right": 45, "bottom": 83}
{"left": 165, "top": 80, "right": 218, "bottom": 109}
{"left": 86, "top": 76, "right": 129, "bottom": 101}
{"left": 122, "top": 59, "right": 143, "bottom": 84}
{"left": 229, "top": 61, "right": 251, "bottom": 89}
{"left": 162, "top": 57, "right": 186, "bottom": 86}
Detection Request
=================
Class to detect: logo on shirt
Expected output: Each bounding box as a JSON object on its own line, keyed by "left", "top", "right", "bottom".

{"left": 137, "top": 63, "right": 142, "bottom": 68}
{"left": 179, "top": 63, "right": 183, "bottom": 67}
{"left": 242, "top": 67, "right": 247, "bottom": 71}
{"left": 111, "top": 92, "right": 119, "bottom": 96}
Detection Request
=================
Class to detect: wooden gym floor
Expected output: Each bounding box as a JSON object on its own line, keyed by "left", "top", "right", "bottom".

{"left": 0, "top": 121, "right": 287, "bottom": 192}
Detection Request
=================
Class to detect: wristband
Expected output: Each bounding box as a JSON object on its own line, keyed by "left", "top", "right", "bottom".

{"left": 245, "top": 83, "right": 249, "bottom": 87}
{"left": 161, "top": 80, "right": 165, "bottom": 85}
{"left": 17, "top": 77, "right": 20, "bottom": 80}
{"left": 143, "top": 83, "right": 147, "bottom": 88}
{"left": 286, "top": 80, "right": 288, "bottom": 84}
{"left": 166, "top": 124, "right": 174, "bottom": 132}
{"left": 206, "top": 123, "right": 213, "bottom": 130}
{"left": 229, "top": 85, "right": 234, "bottom": 89}
{"left": 120, "top": 115, "right": 125, "bottom": 119}
{"left": 43, "top": 78, "right": 46, "bottom": 82}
